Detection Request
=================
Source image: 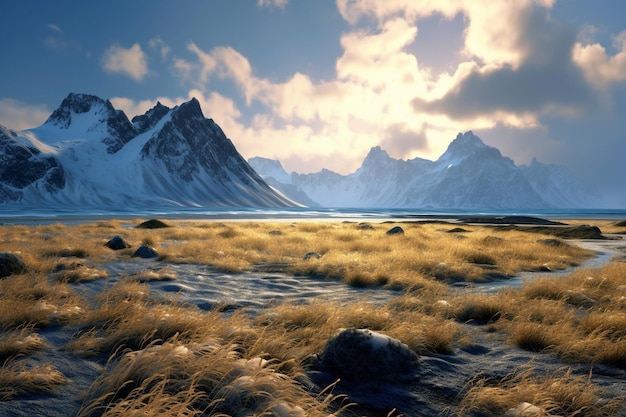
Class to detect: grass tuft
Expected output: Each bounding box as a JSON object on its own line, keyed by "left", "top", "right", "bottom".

{"left": 0, "top": 361, "right": 68, "bottom": 401}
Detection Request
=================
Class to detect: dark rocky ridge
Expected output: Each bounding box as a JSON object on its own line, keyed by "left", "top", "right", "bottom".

{"left": 44, "top": 93, "right": 137, "bottom": 154}
{"left": 0, "top": 125, "right": 65, "bottom": 200}
{"left": 0, "top": 93, "right": 295, "bottom": 207}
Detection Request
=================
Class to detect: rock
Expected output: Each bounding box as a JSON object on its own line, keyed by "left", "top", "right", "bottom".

{"left": 564, "top": 291, "right": 597, "bottom": 308}
{"left": 447, "top": 227, "right": 469, "bottom": 233}
{"left": 268, "top": 230, "right": 283, "bottom": 236}
{"left": 386, "top": 226, "right": 404, "bottom": 235}
{"left": 357, "top": 223, "right": 375, "bottom": 230}
{"left": 104, "top": 235, "right": 131, "bottom": 250}
{"left": 303, "top": 252, "right": 322, "bottom": 260}
{"left": 0, "top": 252, "right": 29, "bottom": 278}
{"left": 132, "top": 245, "right": 159, "bottom": 259}
{"left": 537, "top": 238, "right": 565, "bottom": 247}
{"left": 318, "top": 328, "right": 418, "bottom": 383}
{"left": 136, "top": 219, "right": 171, "bottom": 229}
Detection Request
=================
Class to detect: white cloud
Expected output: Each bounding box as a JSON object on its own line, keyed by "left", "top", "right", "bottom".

{"left": 127, "top": 0, "right": 625, "bottom": 181}
{"left": 148, "top": 37, "right": 171, "bottom": 60}
{"left": 257, "top": 0, "right": 288, "bottom": 8}
{"left": 102, "top": 43, "right": 149, "bottom": 82}
{"left": 47, "top": 23, "right": 63, "bottom": 34}
{"left": 0, "top": 98, "right": 50, "bottom": 130}
{"left": 573, "top": 30, "right": 626, "bottom": 87}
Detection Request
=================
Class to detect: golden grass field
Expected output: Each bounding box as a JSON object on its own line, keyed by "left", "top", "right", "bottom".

{"left": 0, "top": 218, "right": 625, "bottom": 416}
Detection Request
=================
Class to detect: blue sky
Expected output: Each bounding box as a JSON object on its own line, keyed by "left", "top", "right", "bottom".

{"left": 1, "top": 0, "right": 625, "bottom": 206}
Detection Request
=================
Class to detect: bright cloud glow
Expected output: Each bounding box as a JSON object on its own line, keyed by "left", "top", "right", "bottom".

{"left": 3, "top": 0, "right": 620, "bottom": 202}
{"left": 573, "top": 30, "right": 626, "bottom": 87}
{"left": 0, "top": 98, "right": 50, "bottom": 130}
{"left": 102, "top": 43, "right": 149, "bottom": 82}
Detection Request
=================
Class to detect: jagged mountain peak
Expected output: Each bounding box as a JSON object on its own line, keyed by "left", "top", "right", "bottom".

{"left": 2, "top": 92, "right": 295, "bottom": 207}
{"left": 248, "top": 157, "right": 292, "bottom": 185}
{"left": 44, "top": 93, "right": 113, "bottom": 129}
{"left": 363, "top": 146, "right": 391, "bottom": 163}
{"left": 251, "top": 130, "right": 600, "bottom": 209}
{"left": 132, "top": 101, "right": 170, "bottom": 134}
{"left": 438, "top": 130, "right": 502, "bottom": 166}
{"left": 41, "top": 92, "right": 137, "bottom": 154}
{"left": 174, "top": 97, "right": 204, "bottom": 120}
{"left": 442, "top": 131, "right": 486, "bottom": 154}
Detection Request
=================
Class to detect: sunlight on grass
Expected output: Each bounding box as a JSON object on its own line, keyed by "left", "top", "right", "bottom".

{"left": 0, "top": 218, "right": 622, "bottom": 413}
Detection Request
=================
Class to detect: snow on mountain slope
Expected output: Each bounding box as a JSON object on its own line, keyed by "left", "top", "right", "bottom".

{"left": 0, "top": 93, "right": 296, "bottom": 208}
{"left": 251, "top": 131, "right": 601, "bottom": 209}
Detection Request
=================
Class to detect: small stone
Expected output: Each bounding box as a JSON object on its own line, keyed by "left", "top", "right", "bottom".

{"left": 303, "top": 252, "right": 322, "bottom": 260}
{"left": 386, "top": 226, "right": 404, "bottom": 235}
{"left": 104, "top": 235, "right": 131, "bottom": 250}
{"left": 0, "top": 253, "right": 29, "bottom": 278}
{"left": 132, "top": 245, "right": 159, "bottom": 259}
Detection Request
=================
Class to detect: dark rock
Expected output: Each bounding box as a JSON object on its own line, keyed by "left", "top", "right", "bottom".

{"left": 537, "top": 238, "right": 565, "bottom": 247}
{"left": 318, "top": 328, "right": 419, "bottom": 382}
{"left": 386, "top": 226, "right": 404, "bottom": 235}
{"left": 104, "top": 235, "right": 131, "bottom": 250}
{"left": 0, "top": 125, "right": 65, "bottom": 202}
{"left": 132, "top": 246, "right": 159, "bottom": 259}
{"left": 303, "top": 252, "right": 322, "bottom": 260}
{"left": 44, "top": 93, "right": 137, "bottom": 154}
{"left": 0, "top": 253, "right": 29, "bottom": 278}
{"left": 131, "top": 102, "right": 170, "bottom": 134}
{"left": 447, "top": 227, "right": 469, "bottom": 233}
{"left": 136, "top": 219, "right": 171, "bottom": 229}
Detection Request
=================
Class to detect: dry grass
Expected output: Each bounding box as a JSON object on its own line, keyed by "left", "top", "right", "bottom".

{"left": 450, "top": 262, "right": 626, "bottom": 369}
{"left": 0, "top": 328, "right": 47, "bottom": 362}
{"left": 458, "top": 366, "right": 619, "bottom": 416}
{"left": 0, "top": 220, "right": 593, "bottom": 292}
{"left": 0, "top": 273, "right": 85, "bottom": 329}
{"left": 0, "top": 360, "right": 68, "bottom": 401}
{"left": 0, "top": 218, "right": 622, "bottom": 414}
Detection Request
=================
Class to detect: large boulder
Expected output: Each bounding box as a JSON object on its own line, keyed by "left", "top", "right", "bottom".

{"left": 0, "top": 252, "right": 29, "bottom": 278}
{"left": 317, "top": 328, "right": 418, "bottom": 383}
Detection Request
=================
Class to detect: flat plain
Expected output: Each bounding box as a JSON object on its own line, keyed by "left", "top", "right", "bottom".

{"left": 1, "top": 217, "right": 625, "bottom": 416}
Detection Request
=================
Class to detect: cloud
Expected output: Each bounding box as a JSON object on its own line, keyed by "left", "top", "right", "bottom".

{"left": 130, "top": 0, "right": 626, "bottom": 193}
{"left": 409, "top": 3, "right": 601, "bottom": 126}
{"left": 573, "top": 30, "right": 626, "bottom": 87}
{"left": 257, "top": 0, "right": 288, "bottom": 8}
{"left": 102, "top": 43, "right": 148, "bottom": 81}
{"left": 148, "top": 37, "right": 171, "bottom": 60}
{"left": 47, "top": 23, "right": 63, "bottom": 34}
{"left": 0, "top": 98, "right": 50, "bottom": 130}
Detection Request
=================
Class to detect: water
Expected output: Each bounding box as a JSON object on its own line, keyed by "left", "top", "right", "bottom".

{"left": 1, "top": 206, "right": 625, "bottom": 224}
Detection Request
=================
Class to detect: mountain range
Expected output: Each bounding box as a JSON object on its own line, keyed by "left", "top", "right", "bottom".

{"left": 0, "top": 93, "right": 294, "bottom": 208}
{"left": 0, "top": 92, "right": 600, "bottom": 210}
{"left": 249, "top": 131, "right": 600, "bottom": 209}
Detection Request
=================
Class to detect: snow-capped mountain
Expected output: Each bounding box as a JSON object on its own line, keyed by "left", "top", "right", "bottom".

{"left": 249, "top": 131, "right": 600, "bottom": 209}
{"left": 0, "top": 93, "right": 295, "bottom": 208}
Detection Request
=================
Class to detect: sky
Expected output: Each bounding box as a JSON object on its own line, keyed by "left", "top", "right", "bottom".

{"left": 1, "top": 0, "right": 625, "bottom": 206}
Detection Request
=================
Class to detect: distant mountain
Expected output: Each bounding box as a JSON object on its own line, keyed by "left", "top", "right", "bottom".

{"left": 249, "top": 131, "right": 601, "bottom": 209}
{"left": 0, "top": 93, "right": 295, "bottom": 207}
